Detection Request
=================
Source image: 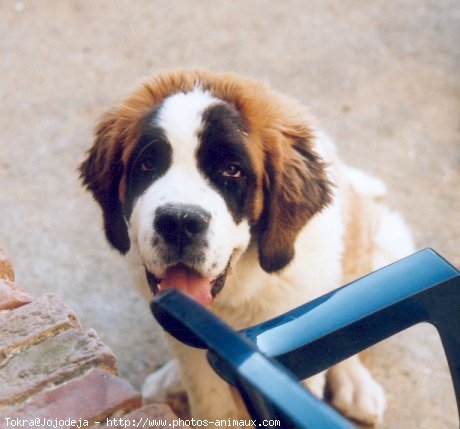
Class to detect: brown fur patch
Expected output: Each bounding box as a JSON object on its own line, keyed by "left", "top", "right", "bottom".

{"left": 341, "top": 184, "right": 379, "bottom": 283}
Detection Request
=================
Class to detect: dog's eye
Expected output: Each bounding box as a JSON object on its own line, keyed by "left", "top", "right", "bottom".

{"left": 222, "top": 163, "right": 242, "bottom": 178}
{"left": 140, "top": 157, "right": 155, "bottom": 172}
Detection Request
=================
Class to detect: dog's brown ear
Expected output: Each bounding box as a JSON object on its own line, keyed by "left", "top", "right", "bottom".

{"left": 257, "top": 127, "right": 333, "bottom": 273}
{"left": 79, "top": 111, "right": 130, "bottom": 253}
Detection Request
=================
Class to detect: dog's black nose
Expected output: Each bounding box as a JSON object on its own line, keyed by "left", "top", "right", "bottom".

{"left": 154, "top": 204, "right": 211, "bottom": 246}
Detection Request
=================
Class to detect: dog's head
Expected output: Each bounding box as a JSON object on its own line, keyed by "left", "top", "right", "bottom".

{"left": 80, "top": 70, "right": 332, "bottom": 305}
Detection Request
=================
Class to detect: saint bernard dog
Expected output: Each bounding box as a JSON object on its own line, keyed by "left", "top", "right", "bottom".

{"left": 80, "top": 69, "right": 414, "bottom": 425}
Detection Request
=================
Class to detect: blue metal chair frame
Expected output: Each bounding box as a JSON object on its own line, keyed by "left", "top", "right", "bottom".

{"left": 152, "top": 249, "right": 460, "bottom": 428}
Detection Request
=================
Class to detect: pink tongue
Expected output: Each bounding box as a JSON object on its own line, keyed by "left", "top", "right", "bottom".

{"left": 159, "top": 264, "right": 213, "bottom": 307}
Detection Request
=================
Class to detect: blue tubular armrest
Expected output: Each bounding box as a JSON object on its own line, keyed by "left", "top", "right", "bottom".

{"left": 151, "top": 248, "right": 460, "bottom": 425}
{"left": 152, "top": 290, "right": 353, "bottom": 429}
{"left": 239, "top": 248, "right": 460, "bottom": 416}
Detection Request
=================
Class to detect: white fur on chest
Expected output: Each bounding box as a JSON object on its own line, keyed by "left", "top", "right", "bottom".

{"left": 212, "top": 191, "right": 344, "bottom": 329}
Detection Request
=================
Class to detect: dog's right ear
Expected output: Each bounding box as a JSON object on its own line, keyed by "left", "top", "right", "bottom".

{"left": 79, "top": 111, "right": 130, "bottom": 253}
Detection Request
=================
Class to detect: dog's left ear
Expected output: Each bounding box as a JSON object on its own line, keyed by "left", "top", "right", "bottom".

{"left": 79, "top": 110, "right": 130, "bottom": 253}
{"left": 257, "top": 125, "right": 333, "bottom": 273}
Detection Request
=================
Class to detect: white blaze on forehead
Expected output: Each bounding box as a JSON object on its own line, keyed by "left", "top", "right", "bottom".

{"left": 150, "top": 87, "right": 220, "bottom": 205}
{"left": 128, "top": 87, "right": 252, "bottom": 282}
{"left": 155, "top": 88, "right": 218, "bottom": 170}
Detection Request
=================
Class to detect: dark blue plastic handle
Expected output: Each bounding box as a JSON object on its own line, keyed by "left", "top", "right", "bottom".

{"left": 242, "top": 248, "right": 459, "bottom": 377}
{"left": 152, "top": 248, "right": 460, "bottom": 426}
{"left": 153, "top": 290, "right": 353, "bottom": 429}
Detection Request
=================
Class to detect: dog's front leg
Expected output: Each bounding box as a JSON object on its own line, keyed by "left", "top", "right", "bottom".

{"left": 169, "top": 338, "right": 248, "bottom": 421}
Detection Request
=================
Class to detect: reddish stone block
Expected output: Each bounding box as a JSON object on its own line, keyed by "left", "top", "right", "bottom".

{"left": 0, "top": 279, "right": 32, "bottom": 310}
{"left": 0, "top": 248, "right": 14, "bottom": 281}
{"left": 0, "top": 293, "right": 81, "bottom": 359}
{"left": 0, "top": 369, "right": 141, "bottom": 428}
{"left": 114, "top": 403, "right": 188, "bottom": 428}
{"left": 0, "top": 328, "right": 117, "bottom": 407}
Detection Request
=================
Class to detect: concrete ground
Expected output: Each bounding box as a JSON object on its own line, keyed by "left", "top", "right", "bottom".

{"left": 1, "top": 1, "right": 458, "bottom": 427}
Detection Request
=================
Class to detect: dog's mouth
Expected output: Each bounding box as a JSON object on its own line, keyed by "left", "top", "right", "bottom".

{"left": 145, "top": 262, "right": 230, "bottom": 307}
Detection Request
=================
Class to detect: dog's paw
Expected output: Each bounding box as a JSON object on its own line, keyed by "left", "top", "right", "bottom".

{"left": 328, "top": 359, "right": 386, "bottom": 426}
{"left": 302, "top": 371, "right": 326, "bottom": 399}
{"left": 142, "top": 359, "right": 190, "bottom": 418}
{"left": 142, "top": 359, "right": 184, "bottom": 403}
